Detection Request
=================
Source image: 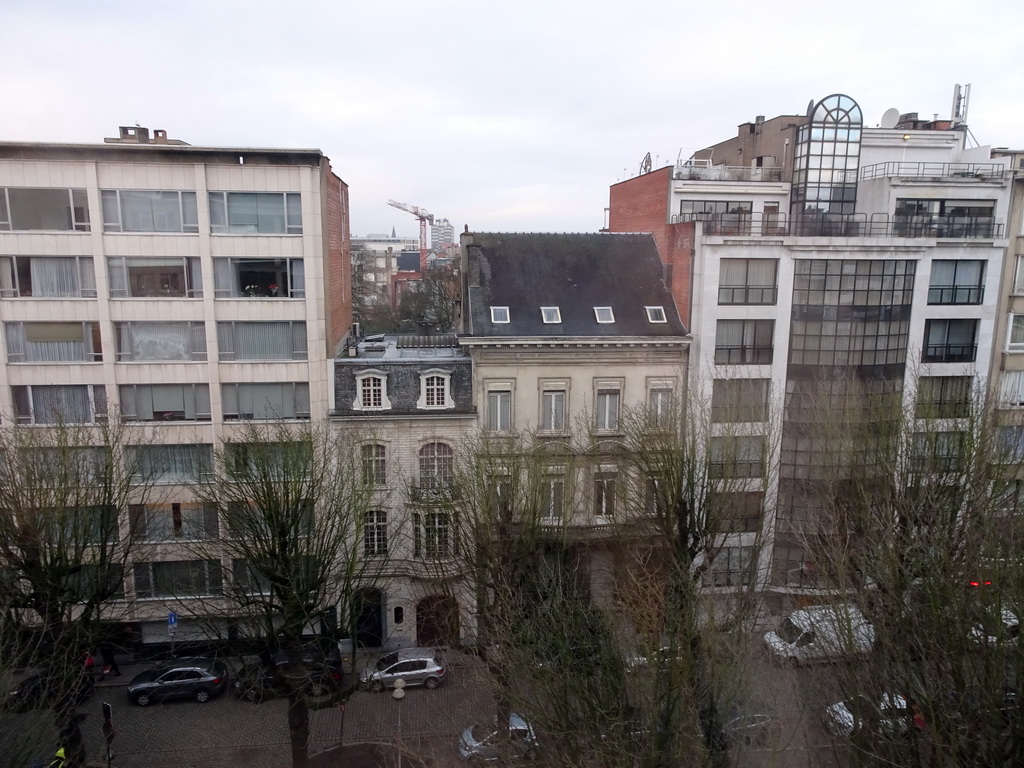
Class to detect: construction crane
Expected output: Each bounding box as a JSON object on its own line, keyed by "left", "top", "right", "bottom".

{"left": 387, "top": 200, "right": 434, "bottom": 270}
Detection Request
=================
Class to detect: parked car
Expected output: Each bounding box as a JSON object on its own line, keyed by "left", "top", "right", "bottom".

{"left": 458, "top": 713, "right": 538, "bottom": 761}
{"left": 127, "top": 658, "right": 229, "bottom": 706}
{"left": 360, "top": 647, "right": 447, "bottom": 691}
{"left": 722, "top": 711, "right": 780, "bottom": 749}
{"left": 764, "top": 604, "right": 875, "bottom": 664}
{"left": 969, "top": 608, "right": 1020, "bottom": 646}
{"left": 822, "top": 693, "right": 910, "bottom": 738}
{"left": 7, "top": 668, "right": 92, "bottom": 713}
{"left": 233, "top": 649, "right": 343, "bottom": 703}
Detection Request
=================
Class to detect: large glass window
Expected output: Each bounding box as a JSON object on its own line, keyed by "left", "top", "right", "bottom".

{"left": 134, "top": 560, "right": 221, "bottom": 598}
{"left": 718, "top": 259, "right": 777, "bottom": 305}
{"left": 101, "top": 190, "right": 198, "bottom": 233}
{"left": 130, "top": 444, "right": 212, "bottom": 484}
{"left": 894, "top": 198, "right": 996, "bottom": 238}
{"left": 108, "top": 256, "right": 202, "bottom": 298}
{"left": 541, "top": 389, "right": 566, "bottom": 432}
{"left": 0, "top": 256, "right": 95, "bottom": 298}
{"left": 217, "top": 322, "right": 307, "bottom": 361}
{"left": 418, "top": 442, "right": 454, "bottom": 490}
{"left": 595, "top": 388, "right": 621, "bottom": 431}
{"left": 130, "top": 503, "right": 218, "bottom": 541}
{"left": 221, "top": 382, "right": 310, "bottom": 420}
{"left": 915, "top": 376, "right": 972, "bottom": 419}
{"left": 711, "top": 379, "right": 770, "bottom": 423}
{"left": 705, "top": 546, "right": 754, "bottom": 587}
{"left": 1009, "top": 316, "right": 1024, "bottom": 352}
{"left": 709, "top": 435, "right": 765, "bottom": 479}
{"left": 789, "top": 94, "right": 862, "bottom": 224}
{"left": 363, "top": 510, "right": 388, "bottom": 556}
{"left": 923, "top": 319, "right": 978, "bottom": 363}
{"left": 928, "top": 260, "right": 984, "bottom": 304}
{"left": 593, "top": 470, "right": 617, "bottom": 518}
{"left": 115, "top": 322, "right": 207, "bottom": 361}
{"left": 714, "top": 320, "right": 774, "bottom": 365}
{"left": 12, "top": 385, "right": 107, "bottom": 424}
{"left": 120, "top": 384, "right": 211, "bottom": 422}
{"left": 361, "top": 444, "right": 387, "bottom": 485}
{"left": 486, "top": 389, "right": 511, "bottom": 431}
{"left": 209, "top": 192, "right": 302, "bottom": 234}
{"left": 413, "top": 512, "right": 453, "bottom": 559}
{"left": 5, "top": 322, "right": 102, "bottom": 362}
{"left": 0, "top": 188, "right": 90, "bottom": 231}
{"left": 213, "top": 257, "right": 305, "bottom": 298}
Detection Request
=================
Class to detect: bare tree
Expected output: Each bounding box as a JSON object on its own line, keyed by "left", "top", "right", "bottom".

{"left": 189, "top": 420, "right": 383, "bottom": 768}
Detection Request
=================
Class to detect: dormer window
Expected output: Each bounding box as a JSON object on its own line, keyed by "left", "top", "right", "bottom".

{"left": 417, "top": 369, "right": 455, "bottom": 410}
{"left": 541, "top": 307, "right": 561, "bottom": 324}
{"left": 594, "top": 307, "right": 615, "bottom": 324}
{"left": 646, "top": 306, "right": 667, "bottom": 323}
{"left": 354, "top": 370, "right": 391, "bottom": 411}
{"left": 491, "top": 306, "right": 510, "bottom": 323}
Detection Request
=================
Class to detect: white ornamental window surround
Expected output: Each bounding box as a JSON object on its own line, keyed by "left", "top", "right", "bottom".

{"left": 354, "top": 370, "right": 391, "bottom": 411}
{"left": 417, "top": 369, "right": 455, "bottom": 410}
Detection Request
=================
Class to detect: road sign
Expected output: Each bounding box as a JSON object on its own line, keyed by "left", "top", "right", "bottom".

{"left": 168, "top": 612, "right": 178, "bottom": 635}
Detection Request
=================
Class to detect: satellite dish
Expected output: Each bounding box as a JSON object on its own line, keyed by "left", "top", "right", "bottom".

{"left": 880, "top": 108, "right": 900, "bottom": 129}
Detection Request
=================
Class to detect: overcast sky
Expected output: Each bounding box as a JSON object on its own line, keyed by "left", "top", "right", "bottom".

{"left": 3, "top": 0, "right": 1023, "bottom": 239}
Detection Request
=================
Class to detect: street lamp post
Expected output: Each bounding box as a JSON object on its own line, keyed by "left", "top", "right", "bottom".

{"left": 392, "top": 678, "right": 406, "bottom": 768}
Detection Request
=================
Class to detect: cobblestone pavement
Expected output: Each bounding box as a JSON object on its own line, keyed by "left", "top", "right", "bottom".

{"left": 2, "top": 654, "right": 493, "bottom": 768}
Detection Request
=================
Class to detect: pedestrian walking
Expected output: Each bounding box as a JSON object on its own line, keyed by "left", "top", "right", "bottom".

{"left": 100, "top": 644, "right": 121, "bottom": 677}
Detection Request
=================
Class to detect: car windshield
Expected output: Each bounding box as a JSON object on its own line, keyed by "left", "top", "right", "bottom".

{"left": 376, "top": 653, "right": 398, "bottom": 670}
{"left": 777, "top": 617, "right": 803, "bottom": 644}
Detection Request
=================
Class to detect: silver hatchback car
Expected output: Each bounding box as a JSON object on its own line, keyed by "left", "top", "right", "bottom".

{"left": 360, "top": 647, "right": 447, "bottom": 691}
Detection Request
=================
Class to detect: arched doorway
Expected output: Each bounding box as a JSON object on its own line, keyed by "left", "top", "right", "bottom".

{"left": 352, "top": 588, "right": 383, "bottom": 648}
{"left": 415, "top": 595, "right": 459, "bottom": 647}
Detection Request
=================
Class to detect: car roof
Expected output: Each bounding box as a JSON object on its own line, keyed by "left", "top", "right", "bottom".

{"left": 393, "top": 647, "right": 438, "bottom": 661}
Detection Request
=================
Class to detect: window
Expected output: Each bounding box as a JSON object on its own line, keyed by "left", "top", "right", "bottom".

{"left": 12, "top": 385, "right": 107, "bottom": 424}
{"left": 225, "top": 441, "right": 310, "bottom": 479}
{"left": 646, "top": 306, "right": 667, "bottom": 323}
{"left": 418, "top": 442, "right": 454, "bottom": 490}
{"left": 130, "top": 503, "right": 218, "bottom": 541}
{"left": 595, "top": 387, "right": 620, "bottom": 431}
{"left": 361, "top": 444, "right": 387, "bottom": 485}
{"left": 928, "top": 260, "right": 984, "bottom": 304}
{"left": 541, "top": 307, "right": 561, "bottom": 324}
{"left": 108, "top": 256, "right": 202, "bottom": 298}
{"left": 709, "top": 436, "right": 765, "bottom": 479}
{"left": 115, "top": 321, "right": 207, "bottom": 362}
{"left": 363, "top": 510, "right": 388, "bottom": 556}
{"left": 541, "top": 389, "right": 566, "bottom": 432}
{"left": 894, "top": 198, "right": 996, "bottom": 238}
{"left": 490, "top": 306, "right": 510, "bottom": 323}
{"left": 915, "top": 376, "right": 972, "bottom": 419}
{"left": 213, "top": 257, "right": 305, "bottom": 298}
{"left": 678, "top": 199, "right": 753, "bottom": 220}
{"left": 217, "top": 322, "right": 307, "bottom": 361}
{"left": 413, "top": 512, "right": 453, "bottom": 559}
{"left": 130, "top": 444, "right": 212, "bottom": 484}
{"left": 712, "top": 491, "right": 764, "bottom": 533}
{"left": 923, "top": 319, "right": 977, "bottom": 362}
{"left": 221, "top": 382, "right": 310, "bottom": 420}
{"left": 718, "top": 259, "right": 778, "bottom": 305}
{"left": 1010, "top": 316, "right": 1024, "bottom": 352}
{"left": 705, "top": 546, "right": 754, "bottom": 588}
{"left": 209, "top": 191, "right": 302, "bottom": 234}
{"left": 120, "top": 384, "right": 211, "bottom": 422}
{"left": 911, "top": 431, "right": 965, "bottom": 471}
{"left": 594, "top": 470, "right": 617, "bottom": 518}
{"left": 24, "top": 447, "right": 112, "bottom": 486}
{"left": 541, "top": 473, "right": 565, "bottom": 521}
{"left": 714, "top": 320, "right": 774, "bottom": 364}
{"left": 231, "top": 559, "right": 270, "bottom": 595}
{"left": 1015, "top": 255, "right": 1024, "bottom": 294}
{"left": 999, "top": 371, "right": 1024, "bottom": 408}
{"left": 0, "top": 187, "right": 90, "bottom": 231}
{"left": 418, "top": 370, "right": 454, "bottom": 410}
{"left": 998, "top": 426, "right": 1024, "bottom": 463}
{"left": 354, "top": 372, "right": 389, "bottom": 411}
{"left": 5, "top": 322, "right": 102, "bottom": 362}
{"left": 0, "top": 256, "right": 96, "bottom": 298}
{"left": 647, "top": 386, "right": 674, "bottom": 427}
{"left": 711, "top": 379, "right": 770, "bottom": 423}
{"left": 100, "top": 190, "right": 199, "bottom": 233}
{"left": 594, "top": 307, "right": 615, "bottom": 323}
{"left": 134, "top": 560, "right": 222, "bottom": 598}
{"left": 486, "top": 389, "right": 512, "bottom": 431}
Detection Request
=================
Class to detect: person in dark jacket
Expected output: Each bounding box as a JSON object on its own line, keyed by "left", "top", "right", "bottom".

{"left": 100, "top": 644, "right": 120, "bottom": 676}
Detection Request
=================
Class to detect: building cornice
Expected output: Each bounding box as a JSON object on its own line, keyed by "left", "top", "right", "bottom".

{"left": 457, "top": 336, "right": 690, "bottom": 350}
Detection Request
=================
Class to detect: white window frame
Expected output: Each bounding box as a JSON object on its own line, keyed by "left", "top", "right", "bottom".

{"left": 647, "top": 382, "right": 674, "bottom": 426}
{"left": 541, "top": 306, "right": 562, "bottom": 324}
{"left": 1010, "top": 314, "right": 1024, "bottom": 352}
{"left": 593, "top": 465, "right": 617, "bottom": 520}
{"left": 364, "top": 510, "right": 388, "bottom": 556}
{"left": 594, "top": 307, "right": 615, "bottom": 323}
{"left": 1000, "top": 371, "right": 1024, "bottom": 408}
{"left": 12, "top": 384, "right": 108, "bottom": 425}
{"left": 1015, "top": 254, "right": 1024, "bottom": 295}
{"left": 541, "top": 468, "right": 566, "bottom": 522}
{"left": 486, "top": 385, "right": 513, "bottom": 432}
{"left": 354, "top": 370, "right": 391, "bottom": 411}
{"left": 594, "top": 381, "right": 622, "bottom": 432}
{"left": 646, "top": 306, "right": 667, "bottom": 323}
{"left": 361, "top": 443, "right": 388, "bottom": 485}
{"left": 417, "top": 368, "right": 455, "bottom": 410}
{"left": 0, "top": 255, "right": 97, "bottom": 298}
{"left": 540, "top": 385, "right": 567, "bottom": 432}
{"left": 490, "top": 306, "right": 510, "bottom": 323}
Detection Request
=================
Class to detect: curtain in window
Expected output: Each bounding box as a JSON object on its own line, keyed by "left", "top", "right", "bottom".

{"left": 747, "top": 259, "right": 776, "bottom": 286}
{"left": 33, "top": 385, "right": 91, "bottom": 423}
{"left": 221, "top": 322, "right": 297, "bottom": 360}
{"left": 124, "top": 322, "right": 193, "bottom": 360}
{"left": 719, "top": 260, "right": 747, "bottom": 286}
{"left": 23, "top": 323, "right": 86, "bottom": 361}
{"left": 213, "top": 259, "right": 238, "bottom": 297}
{"left": 31, "top": 257, "right": 80, "bottom": 296}
{"left": 138, "top": 444, "right": 209, "bottom": 483}
{"left": 187, "top": 257, "right": 202, "bottom": 296}
{"left": 120, "top": 191, "right": 183, "bottom": 232}
{"left": 930, "top": 260, "right": 956, "bottom": 287}
{"left": 290, "top": 259, "right": 305, "bottom": 297}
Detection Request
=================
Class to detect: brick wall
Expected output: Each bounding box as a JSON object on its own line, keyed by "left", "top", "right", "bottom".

{"left": 324, "top": 163, "right": 352, "bottom": 354}
{"left": 607, "top": 167, "right": 695, "bottom": 327}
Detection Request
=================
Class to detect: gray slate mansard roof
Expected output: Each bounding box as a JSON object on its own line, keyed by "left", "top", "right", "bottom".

{"left": 464, "top": 232, "right": 687, "bottom": 338}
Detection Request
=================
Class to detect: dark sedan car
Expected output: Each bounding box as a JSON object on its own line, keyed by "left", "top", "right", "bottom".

{"left": 7, "top": 668, "right": 92, "bottom": 713}
{"left": 127, "top": 659, "right": 229, "bottom": 706}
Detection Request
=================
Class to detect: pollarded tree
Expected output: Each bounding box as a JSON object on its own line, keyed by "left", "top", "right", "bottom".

{"left": 0, "top": 418, "right": 154, "bottom": 768}
{"left": 188, "top": 420, "right": 384, "bottom": 768}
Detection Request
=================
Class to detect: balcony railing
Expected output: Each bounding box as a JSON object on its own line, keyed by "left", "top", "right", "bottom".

{"left": 673, "top": 164, "right": 783, "bottom": 182}
{"left": 922, "top": 344, "right": 977, "bottom": 364}
{"left": 859, "top": 162, "right": 1006, "bottom": 181}
{"left": 670, "top": 212, "right": 1005, "bottom": 239}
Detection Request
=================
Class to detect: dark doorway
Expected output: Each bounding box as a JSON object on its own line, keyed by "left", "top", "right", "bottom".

{"left": 353, "top": 588, "right": 383, "bottom": 648}
{"left": 416, "top": 595, "right": 459, "bottom": 647}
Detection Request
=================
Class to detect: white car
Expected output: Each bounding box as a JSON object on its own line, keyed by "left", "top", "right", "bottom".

{"left": 969, "top": 609, "right": 1020, "bottom": 646}
{"left": 458, "top": 713, "right": 538, "bottom": 761}
{"left": 823, "top": 693, "right": 908, "bottom": 738}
